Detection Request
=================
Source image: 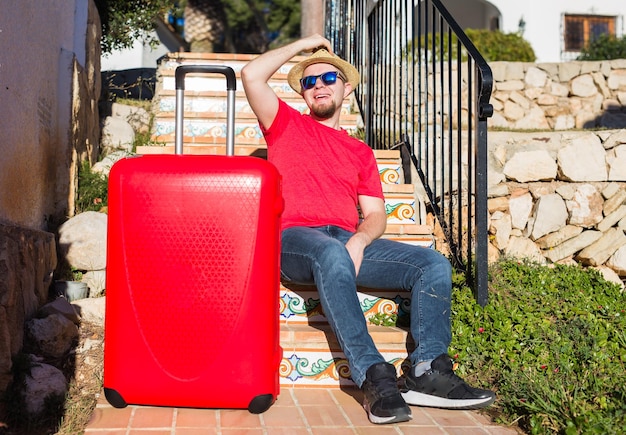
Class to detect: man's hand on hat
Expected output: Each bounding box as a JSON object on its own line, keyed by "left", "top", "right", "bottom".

{"left": 300, "top": 34, "right": 333, "bottom": 54}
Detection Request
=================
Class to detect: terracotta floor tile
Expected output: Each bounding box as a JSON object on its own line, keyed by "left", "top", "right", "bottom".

{"left": 396, "top": 427, "right": 447, "bottom": 435}
{"left": 261, "top": 405, "right": 306, "bottom": 427}
{"left": 337, "top": 405, "right": 370, "bottom": 426}
{"left": 272, "top": 390, "right": 295, "bottom": 407}
{"left": 310, "top": 428, "right": 357, "bottom": 435}
{"left": 446, "top": 428, "right": 492, "bottom": 435}
{"left": 131, "top": 406, "right": 174, "bottom": 428}
{"left": 220, "top": 429, "right": 265, "bottom": 435}
{"left": 219, "top": 409, "right": 264, "bottom": 428}
{"left": 486, "top": 426, "right": 523, "bottom": 434}
{"left": 128, "top": 430, "right": 171, "bottom": 435}
{"left": 353, "top": 425, "right": 406, "bottom": 434}
{"left": 83, "top": 386, "right": 517, "bottom": 434}
{"left": 426, "top": 408, "right": 482, "bottom": 426}
{"left": 265, "top": 428, "right": 311, "bottom": 435}
{"left": 301, "top": 404, "right": 350, "bottom": 426}
{"left": 291, "top": 388, "right": 335, "bottom": 405}
{"left": 86, "top": 406, "right": 132, "bottom": 429}
{"left": 175, "top": 408, "right": 218, "bottom": 428}
{"left": 174, "top": 429, "right": 219, "bottom": 435}
{"left": 404, "top": 406, "right": 439, "bottom": 425}
{"left": 83, "top": 430, "right": 128, "bottom": 435}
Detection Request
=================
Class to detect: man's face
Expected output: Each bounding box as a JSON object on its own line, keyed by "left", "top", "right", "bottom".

{"left": 301, "top": 63, "right": 351, "bottom": 120}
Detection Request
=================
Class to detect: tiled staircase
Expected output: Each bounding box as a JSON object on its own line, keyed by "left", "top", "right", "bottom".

{"left": 139, "top": 52, "right": 435, "bottom": 388}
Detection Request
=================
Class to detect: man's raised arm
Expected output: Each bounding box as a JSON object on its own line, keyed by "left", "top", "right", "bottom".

{"left": 241, "top": 34, "right": 332, "bottom": 129}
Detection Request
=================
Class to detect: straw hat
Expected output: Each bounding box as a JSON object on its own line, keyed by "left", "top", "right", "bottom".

{"left": 287, "top": 49, "right": 360, "bottom": 94}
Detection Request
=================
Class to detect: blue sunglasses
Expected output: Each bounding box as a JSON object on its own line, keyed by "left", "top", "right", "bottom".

{"left": 300, "top": 71, "right": 347, "bottom": 90}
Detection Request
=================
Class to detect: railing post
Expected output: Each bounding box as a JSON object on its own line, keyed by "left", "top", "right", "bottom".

{"left": 326, "top": 0, "right": 493, "bottom": 305}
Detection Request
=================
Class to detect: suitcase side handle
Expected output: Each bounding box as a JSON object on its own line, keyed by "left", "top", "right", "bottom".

{"left": 174, "top": 65, "right": 236, "bottom": 156}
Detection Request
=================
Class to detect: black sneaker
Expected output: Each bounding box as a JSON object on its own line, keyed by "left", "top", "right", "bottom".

{"left": 400, "top": 354, "right": 496, "bottom": 409}
{"left": 361, "top": 362, "right": 412, "bottom": 424}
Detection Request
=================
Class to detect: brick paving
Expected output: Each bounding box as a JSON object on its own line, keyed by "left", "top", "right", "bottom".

{"left": 85, "top": 387, "right": 521, "bottom": 434}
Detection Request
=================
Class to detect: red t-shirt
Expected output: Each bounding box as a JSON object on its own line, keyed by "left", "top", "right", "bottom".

{"left": 261, "top": 99, "right": 384, "bottom": 232}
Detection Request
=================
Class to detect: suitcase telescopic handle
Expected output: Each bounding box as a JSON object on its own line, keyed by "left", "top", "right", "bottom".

{"left": 174, "top": 65, "right": 236, "bottom": 156}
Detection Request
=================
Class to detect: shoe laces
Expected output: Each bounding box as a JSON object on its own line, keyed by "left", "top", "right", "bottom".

{"left": 428, "top": 355, "right": 461, "bottom": 380}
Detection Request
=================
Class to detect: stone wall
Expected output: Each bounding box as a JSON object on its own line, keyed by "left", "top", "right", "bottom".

{"left": 0, "top": 0, "right": 101, "bottom": 400}
{"left": 0, "top": 224, "right": 57, "bottom": 393}
{"left": 489, "top": 59, "right": 626, "bottom": 131}
{"left": 487, "top": 130, "right": 626, "bottom": 286}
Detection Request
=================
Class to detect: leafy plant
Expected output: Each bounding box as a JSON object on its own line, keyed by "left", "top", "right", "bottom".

{"left": 368, "top": 312, "right": 398, "bottom": 327}
{"left": 465, "top": 29, "right": 536, "bottom": 62}
{"left": 76, "top": 161, "right": 108, "bottom": 214}
{"left": 95, "top": 0, "right": 173, "bottom": 54}
{"left": 404, "top": 29, "right": 536, "bottom": 63}
{"left": 96, "top": 0, "right": 301, "bottom": 55}
{"left": 578, "top": 34, "right": 626, "bottom": 61}
{"left": 224, "top": 0, "right": 301, "bottom": 52}
{"left": 449, "top": 259, "right": 626, "bottom": 434}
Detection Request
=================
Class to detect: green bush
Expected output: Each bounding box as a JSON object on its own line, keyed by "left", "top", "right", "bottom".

{"left": 465, "top": 29, "right": 536, "bottom": 62}
{"left": 450, "top": 259, "right": 626, "bottom": 434}
{"left": 577, "top": 34, "right": 626, "bottom": 61}
{"left": 76, "top": 161, "right": 108, "bottom": 214}
{"left": 405, "top": 29, "right": 536, "bottom": 63}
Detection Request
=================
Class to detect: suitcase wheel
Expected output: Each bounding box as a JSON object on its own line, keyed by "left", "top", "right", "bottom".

{"left": 248, "top": 394, "right": 275, "bottom": 414}
{"left": 104, "top": 387, "right": 128, "bottom": 408}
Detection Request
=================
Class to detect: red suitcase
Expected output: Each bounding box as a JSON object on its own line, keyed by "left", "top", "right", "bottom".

{"left": 103, "top": 65, "right": 283, "bottom": 413}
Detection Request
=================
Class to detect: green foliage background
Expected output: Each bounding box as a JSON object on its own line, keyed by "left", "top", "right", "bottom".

{"left": 465, "top": 29, "right": 536, "bottom": 62}
{"left": 577, "top": 34, "right": 626, "bottom": 61}
{"left": 405, "top": 29, "right": 536, "bottom": 62}
{"left": 225, "top": 0, "right": 301, "bottom": 52}
{"left": 95, "top": 0, "right": 300, "bottom": 54}
{"left": 95, "top": 0, "right": 173, "bottom": 54}
{"left": 451, "top": 260, "right": 626, "bottom": 434}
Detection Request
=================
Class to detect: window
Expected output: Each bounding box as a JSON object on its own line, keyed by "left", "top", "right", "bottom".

{"left": 564, "top": 14, "right": 616, "bottom": 52}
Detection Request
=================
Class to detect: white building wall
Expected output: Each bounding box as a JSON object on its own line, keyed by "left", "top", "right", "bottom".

{"left": 0, "top": 0, "right": 100, "bottom": 229}
{"left": 101, "top": 34, "right": 170, "bottom": 71}
{"left": 0, "top": 0, "right": 77, "bottom": 228}
{"left": 488, "top": 0, "right": 626, "bottom": 62}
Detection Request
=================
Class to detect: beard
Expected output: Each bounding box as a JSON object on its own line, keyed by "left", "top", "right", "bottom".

{"left": 310, "top": 100, "right": 337, "bottom": 119}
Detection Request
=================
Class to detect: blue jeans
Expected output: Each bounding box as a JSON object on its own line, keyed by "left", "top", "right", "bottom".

{"left": 280, "top": 225, "right": 452, "bottom": 387}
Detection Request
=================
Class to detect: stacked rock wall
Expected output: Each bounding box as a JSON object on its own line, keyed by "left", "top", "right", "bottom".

{"left": 489, "top": 59, "right": 626, "bottom": 131}
{"left": 487, "top": 130, "right": 626, "bottom": 285}
{"left": 0, "top": 224, "right": 57, "bottom": 393}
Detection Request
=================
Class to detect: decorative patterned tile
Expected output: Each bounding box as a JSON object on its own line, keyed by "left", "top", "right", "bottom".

{"left": 279, "top": 352, "right": 410, "bottom": 387}
{"left": 377, "top": 161, "right": 403, "bottom": 184}
{"left": 161, "top": 76, "right": 228, "bottom": 93}
{"left": 153, "top": 119, "right": 262, "bottom": 140}
{"left": 385, "top": 196, "right": 416, "bottom": 225}
{"left": 159, "top": 97, "right": 254, "bottom": 114}
{"left": 279, "top": 287, "right": 411, "bottom": 324}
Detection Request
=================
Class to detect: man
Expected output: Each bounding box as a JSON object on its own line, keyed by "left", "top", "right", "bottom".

{"left": 241, "top": 34, "right": 495, "bottom": 425}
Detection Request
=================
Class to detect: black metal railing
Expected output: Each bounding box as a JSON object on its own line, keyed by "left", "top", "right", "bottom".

{"left": 326, "top": 0, "right": 493, "bottom": 305}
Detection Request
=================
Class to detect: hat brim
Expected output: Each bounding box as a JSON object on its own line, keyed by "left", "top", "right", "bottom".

{"left": 287, "top": 49, "right": 360, "bottom": 94}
